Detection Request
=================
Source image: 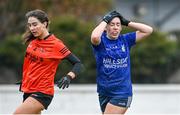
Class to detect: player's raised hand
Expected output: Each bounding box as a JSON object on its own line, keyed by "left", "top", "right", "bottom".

{"left": 103, "top": 10, "right": 120, "bottom": 24}
{"left": 117, "top": 12, "right": 130, "bottom": 26}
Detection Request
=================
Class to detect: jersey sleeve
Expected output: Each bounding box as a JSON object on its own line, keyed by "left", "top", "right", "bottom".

{"left": 52, "top": 40, "right": 71, "bottom": 59}
{"left": 123, "top": 32, "right": 136, "bottom": 48}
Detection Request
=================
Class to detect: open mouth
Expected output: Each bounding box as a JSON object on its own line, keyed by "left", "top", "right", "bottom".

{"left": 112, "top": 32, "right": 118, "bottom": 36}
{"left": 31, "top": 31, "right": 38, "bottom": 36}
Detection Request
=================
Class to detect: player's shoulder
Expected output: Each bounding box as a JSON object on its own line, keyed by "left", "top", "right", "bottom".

{"left": 52, "top": 34, "right": 63, "bottom": 42}
{"left": 48, "top": 34, "right": 63, "bottom": 45}
{"left": 51, "top": 35, "right": 67, "bottom": 49}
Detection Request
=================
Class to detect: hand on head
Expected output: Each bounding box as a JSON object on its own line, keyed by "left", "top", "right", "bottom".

{"left": 103, "top": 10, "right": 130, "bottom": 26}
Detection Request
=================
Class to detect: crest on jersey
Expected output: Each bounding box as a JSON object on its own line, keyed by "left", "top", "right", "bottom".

{"left": 121, "top": 44, "right": 126, "bottom": 52}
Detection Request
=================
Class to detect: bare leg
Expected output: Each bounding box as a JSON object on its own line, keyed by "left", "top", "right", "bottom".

{"left": 104, "top": 102, "right": 128, "bottom": 114}
{"left": 13, "top": 97, "right": 44, "bottom": 114}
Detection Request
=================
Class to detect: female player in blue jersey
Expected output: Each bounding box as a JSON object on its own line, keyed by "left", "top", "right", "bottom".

{"left": 91, "top": 11, "right": 153, "bottom": 114}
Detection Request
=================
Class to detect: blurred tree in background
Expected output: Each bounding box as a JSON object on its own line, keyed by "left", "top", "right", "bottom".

{"left": 50, "top": 15, "right": 96, "bottom": 83}
{"left": 130, "top": 30, "right": 179, "bottom": 83}
{"left": 0, "top": 0, "right": 112, "bottom": 84}
{"left": 0, "top": 0, "right": 180, "bottom": 84}
{"left": 0, "top": 0, "right": 112, "bottom": 38}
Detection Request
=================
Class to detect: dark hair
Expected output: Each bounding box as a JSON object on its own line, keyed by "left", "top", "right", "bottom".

{"left": 23, "top": 9, "right": 49, "bottom": 44}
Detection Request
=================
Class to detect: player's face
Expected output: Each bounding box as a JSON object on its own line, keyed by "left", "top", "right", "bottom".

{"left": 27, "top": 17, "right": 47, "bottom": 38}
{"left": 106, "top": 17, "right": 122, "bottom": 40}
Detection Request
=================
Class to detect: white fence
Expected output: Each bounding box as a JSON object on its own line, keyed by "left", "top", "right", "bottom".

{"left": 0, "top": 84, "right": 180, "bottom": 114}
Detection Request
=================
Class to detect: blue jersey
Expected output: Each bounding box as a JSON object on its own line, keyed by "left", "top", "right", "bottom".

{"left": 92, "top": 31, "right": 136, "bottom": 98}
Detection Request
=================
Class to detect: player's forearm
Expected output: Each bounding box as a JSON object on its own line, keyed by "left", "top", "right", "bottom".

{"left": 128, "top": 22, "right": 153, "bottom": 35}
{"left": 67, "top": 62, "right": 82, "bottom": 79}
{"left": 91, "top": 21, "right": 107, "bottom": 45}
{"left": 65, "top": 53, "right": 83, "bottom": 79}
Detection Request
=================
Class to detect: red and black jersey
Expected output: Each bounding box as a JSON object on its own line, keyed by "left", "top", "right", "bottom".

{"left": 21, "top": 34, "right": 71, "bottom": 95}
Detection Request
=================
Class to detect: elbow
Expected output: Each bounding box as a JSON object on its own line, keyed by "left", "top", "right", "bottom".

{"left": 149, "top": 27, "right": 153, "bottom": 34}
{"left": 144, "top": 27, "right": 153, "bottom": 37}
{"left": 147, "top": 26, "right": 153, "bottom": 35}
{"left": 91, "top": 37, "right": 99, "bottom": 43}
{"left": 91, "top": 35, "right": 100, "bottom": 45}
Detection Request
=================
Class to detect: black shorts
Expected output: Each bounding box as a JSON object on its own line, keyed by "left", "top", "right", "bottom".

{"left": 23, "top": 92, "right": 53, "bottom": 110}
{"left": 98, "top": 94, "right": 132, "bottom": 112}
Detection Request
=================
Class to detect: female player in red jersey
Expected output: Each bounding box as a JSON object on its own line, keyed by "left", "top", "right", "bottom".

{"left": 13, "top": 9, "right": 83, "bottom": 114}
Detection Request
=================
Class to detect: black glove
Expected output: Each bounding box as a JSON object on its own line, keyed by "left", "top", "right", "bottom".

{"left": 57, "top": 75, "right": 72, "bottom": 89}
{"left": 118, "top": 13, "right": 130, "bottom": 26}
{"left": 103, "top": 10, "right": 120, "bottom": 24}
